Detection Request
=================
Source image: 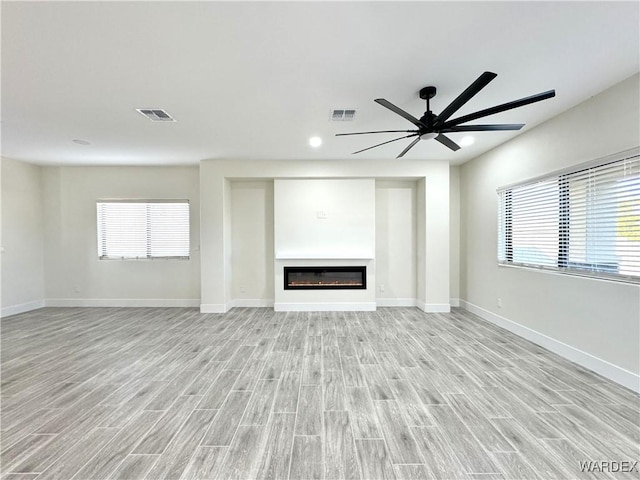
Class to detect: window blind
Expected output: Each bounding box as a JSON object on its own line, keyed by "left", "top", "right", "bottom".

{"left": 97, "top": 200, "right": 190, "bottom": 259}
{"left": 497, "top": 149, "right": 640, "bottom": 283}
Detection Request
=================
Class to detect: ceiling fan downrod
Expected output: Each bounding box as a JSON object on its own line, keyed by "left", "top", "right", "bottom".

{"left": 419, "top": 86, "right": 437, "bottom": 130}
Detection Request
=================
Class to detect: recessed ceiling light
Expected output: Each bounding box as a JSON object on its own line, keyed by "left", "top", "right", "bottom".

{"left": 309, "top": 136, "right": 322, "bottom": 148}
{"left": 72, "top": 139, "right": 91, "bottom": 145}
{"left": 459, "top": 136, "right": 474, "bottom": 147}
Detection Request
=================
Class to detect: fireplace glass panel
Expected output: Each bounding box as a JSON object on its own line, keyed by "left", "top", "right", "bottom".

{"left": 284, "top": 266, "right": 366, "bottom": 290}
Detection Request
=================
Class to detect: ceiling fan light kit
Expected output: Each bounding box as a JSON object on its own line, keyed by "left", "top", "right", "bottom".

{"left": 336, "top": 71, "right": 556, "bottom": 158}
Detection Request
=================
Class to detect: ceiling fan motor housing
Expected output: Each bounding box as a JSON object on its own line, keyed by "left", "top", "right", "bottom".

{"left": 419, "top": 111, "right": 437, "bottom": 130}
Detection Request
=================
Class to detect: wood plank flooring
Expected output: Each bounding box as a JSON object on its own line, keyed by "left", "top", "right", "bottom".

{"left": 1, "top": 307, "right": 638, "bottom": 479}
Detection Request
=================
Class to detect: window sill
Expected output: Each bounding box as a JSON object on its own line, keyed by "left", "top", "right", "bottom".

{"left": 497, "top": 262, "right": 639, "bottom": 286}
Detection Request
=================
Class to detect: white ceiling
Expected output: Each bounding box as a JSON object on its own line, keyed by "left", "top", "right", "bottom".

{"left": 2, "top": 1, "right": 639, "bottom": 166}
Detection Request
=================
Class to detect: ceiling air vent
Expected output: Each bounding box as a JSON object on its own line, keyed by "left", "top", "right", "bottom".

{"left": 330, "top": 109, "right": 356, "bottom": 121}
{"left": 136, "top": 108, "right": 176, "bottom": 122}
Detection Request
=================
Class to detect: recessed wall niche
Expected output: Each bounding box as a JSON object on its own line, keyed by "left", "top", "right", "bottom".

{"left": 199, "top": 158, "right": 450, "bottom": 313}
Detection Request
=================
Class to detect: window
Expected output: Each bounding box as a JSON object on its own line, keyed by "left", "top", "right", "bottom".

{"left": 498, "top": 149, "right": 639, "bottom": 283}
{"left": 97, "top": 200, "right": 190, "bottom": 259}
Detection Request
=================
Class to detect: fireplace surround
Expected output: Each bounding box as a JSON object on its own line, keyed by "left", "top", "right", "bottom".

{"left": 284, "top": 266, "right": 366, "bottom": 290}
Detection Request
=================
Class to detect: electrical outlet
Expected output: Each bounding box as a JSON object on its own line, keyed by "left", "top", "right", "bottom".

{"left": 497, "top": 297, "right": 502, "bottom": 308}
{"left": 379, "top": 284, "right": 385, "bottom": 292}
{"left": 240, "top": 286, "right": 246, "bottom": 294}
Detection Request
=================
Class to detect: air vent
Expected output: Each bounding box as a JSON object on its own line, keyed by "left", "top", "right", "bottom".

{"left": 330, "top": 109, "right": 356, "bottom": 121}
{"left": 136, "top": 108, "right": 176, "bottom": 122}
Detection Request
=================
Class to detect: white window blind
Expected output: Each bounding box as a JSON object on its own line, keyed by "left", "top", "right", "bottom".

{"left": 497, "top": 149, "right": 640, "bottom": 283}
{"left": 97, "top": 200, "right": 190, "bottom": 259}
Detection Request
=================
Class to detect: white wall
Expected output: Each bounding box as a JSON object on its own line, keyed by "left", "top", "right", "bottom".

{"left": 1, "top": 157, "right": 45, "bottom": 316}
{"left": 420, "top": 165, "right": 450, "bottom": 311}
{"left": 460, "top": 73, "right": 640, "bottom": 389}
{"left": 231, "top": 180, "right": 274, "bottom": 305}
{"left": 275, "top": 179, "right": 375, "bottom": 259}
{"left": 376, "top": 180, "right": 416, "bottom": 305}
{"left": 42, "top": 166, "right": 201, "bottom": 306}
{"left": 224, "top": 178, "right": 233, "bottom": 309}
{"left": 449, "top": 166, "right": 460, "bottom": 305}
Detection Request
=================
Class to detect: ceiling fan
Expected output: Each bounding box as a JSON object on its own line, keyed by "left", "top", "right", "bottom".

{"left": 336, "top": 71, "right": 555, "bottom": 157}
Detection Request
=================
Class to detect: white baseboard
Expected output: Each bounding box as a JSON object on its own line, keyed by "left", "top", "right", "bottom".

{"left": 416, "top": 301, "right": 451, "bottom": 313}
{"left": 274, "top": 302, "right": 377, "bottom": 312}
{"left": 200, "top": 303, "right": 231, "bottom": 313}
{"left": 376, "top": 298, "right": 417, "bottom": 307}
{"left": 459, "top": 299, "right": 640, "bottom": 393}
{"left": 450, "top": 298, "right": 460, "bottom": 308}
{"left": 46, "top": 298, "right": 200, "bottom": 308}
{"left": 1, "top": 299, "right": 46, "bottom": 318}
{"left": 233, "top": 299, "right": 275, "bottom": 308}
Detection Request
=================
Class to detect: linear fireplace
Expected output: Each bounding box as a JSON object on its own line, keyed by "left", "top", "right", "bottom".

{"left": 284, "top": 266, "right": 366, "bottom": 290}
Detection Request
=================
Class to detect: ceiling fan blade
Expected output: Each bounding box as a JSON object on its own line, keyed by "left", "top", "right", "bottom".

{"left": 434, "top": 133, "right": 460, "bottom": 151}
{"left": 440, "top": 124, "right": 524, "bottom": 132}
{"left": 374, "top": 99, "right": 428, "bottom": 129}
{"left": 396, "top": 137, "right": 421, "bottom": 158}
{"left": 434, "top": 71, "right": 497, "bottom": 126}
{"left": 352, "top": 133, "right": 419, "bottom": 155}
{"left": 442, "top": 90, "right": 556, "bottom": 128}
{"left": 336, "top": 129, "right": 418, "bottom": 136}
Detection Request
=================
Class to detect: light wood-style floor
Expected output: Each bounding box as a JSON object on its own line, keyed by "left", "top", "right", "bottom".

{"left": 1, "top": 307, "right": 638, "bottom": 480}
